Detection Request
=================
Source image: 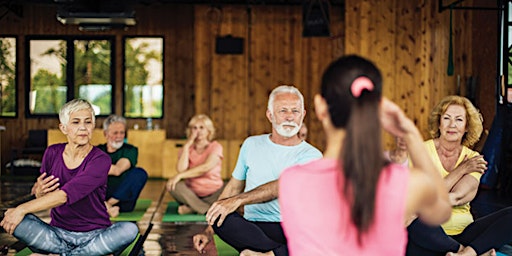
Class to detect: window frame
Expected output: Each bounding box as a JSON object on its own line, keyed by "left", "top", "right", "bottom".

{"left": 25, "top": 35, "right": 116, "bottom": 118}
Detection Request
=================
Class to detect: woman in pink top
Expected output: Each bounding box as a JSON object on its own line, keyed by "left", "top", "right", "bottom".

{"left": 166, "top": 114, "right": 224, "bottom": 214}
{"left": 279, "top": 55, "right": 452, "bottom": 256}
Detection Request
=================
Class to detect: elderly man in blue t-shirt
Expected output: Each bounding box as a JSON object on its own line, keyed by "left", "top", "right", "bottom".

{"left": 193, "top": 85, "right": 322, "bottom": 256}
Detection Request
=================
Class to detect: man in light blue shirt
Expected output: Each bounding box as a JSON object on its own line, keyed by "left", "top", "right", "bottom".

{"left": 193, "top": 85, "right": 322, "bottom": 256}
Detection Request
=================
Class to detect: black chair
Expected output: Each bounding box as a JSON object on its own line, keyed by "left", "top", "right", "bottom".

{"left": 9, "top": 130, "right": 47, "bottom": 176}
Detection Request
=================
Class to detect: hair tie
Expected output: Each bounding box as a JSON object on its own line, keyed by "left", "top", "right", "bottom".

{"left": 351, "top": 77, "right": 374, "bottom": 98}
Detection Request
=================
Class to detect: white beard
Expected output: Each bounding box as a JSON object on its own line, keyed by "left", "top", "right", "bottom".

{"left": 274, "top": 121, "right": 301, "bottom": 138}
{"left": 110, "top": 141, "right": 124, "bottom": 150}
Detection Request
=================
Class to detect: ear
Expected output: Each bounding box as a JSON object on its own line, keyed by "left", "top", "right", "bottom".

{"left": 314, "top": 94, "right": 328, "bottom": 121}
{"left": 266, "top": 109, "right": 273, "bottom": 123}
{"left": 104, "top": 129, "right": 108, "bottom": 137}
{"left": 59, "top": 123, "right": 68, "bottom": 135}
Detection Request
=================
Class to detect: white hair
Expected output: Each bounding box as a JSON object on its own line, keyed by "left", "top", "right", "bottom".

{"left": 267, "top": 85, "right": 305, "bottom": 112}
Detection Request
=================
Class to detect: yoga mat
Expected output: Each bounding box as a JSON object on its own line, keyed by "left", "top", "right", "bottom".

{"left": 214, "top": 234, "right": 238, "bottom": 256}
{"left": 111, "top": 198, "right": 152, "bottom": 222}
{"left": 15, "top": 247, "right": 31, "bottom": 256}
{"left": 162, "top": 201, "right": 206, "bottom": 222}
{"left": 14, "top": 234, "right": 141, "bottom": 256}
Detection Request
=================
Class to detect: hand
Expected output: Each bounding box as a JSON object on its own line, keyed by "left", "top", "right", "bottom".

{"left": 166, "top": 175, "right": 182, "bottom": 191}
{"left": 0, "top": 208, "right": 25, "bottom": 235}
{"left": 31, "top": 173, "right": 60, "bottom": 198}
{"left": 205, "top": 197, "right": 240, "bottom": 227}
{"left": 186, "top": 130, "right": 199, "bottom": 147}
{"left": 456, "top": 155, "right": 488, "bottom": 174}
{"left": 379, "top": 98, "right": 416, "bottom": 138}
{"left": 193, "top": 233, "right": 211, "bottom": 253}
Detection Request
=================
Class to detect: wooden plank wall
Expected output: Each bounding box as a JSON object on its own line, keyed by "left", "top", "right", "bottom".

{"left": 194, "top": 4, "right": 344, "bottom": 150}
{"left": 344, "top": 0, "right": 491, "bottom": 148}
{"left": 0, "top": 0, "right": 499, "bottom": 174}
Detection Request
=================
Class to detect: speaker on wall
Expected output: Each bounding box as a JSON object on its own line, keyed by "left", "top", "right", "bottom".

{"left": 215, "top": 35, "right": 244, "bottom": 54}
{"left": 303, "top": 1, "right": 331, "bottom": 37}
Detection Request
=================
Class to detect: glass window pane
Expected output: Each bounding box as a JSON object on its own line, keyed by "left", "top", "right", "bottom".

{"left": 0, "top": 37, "right": 16, "bottom": 117}
{"left": 29, "top": 39, "right": 67, "bottom": 115}
{"left": 124, "top": 37, "right": 163, "bottom": 118}
{"left": 74, "top": 39, "right": 112, "bottom": 115}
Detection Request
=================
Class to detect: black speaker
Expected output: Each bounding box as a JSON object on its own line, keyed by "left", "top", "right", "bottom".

{"left": 303, "top": 1, "right": 331, "bottom": 37}
{"left": 215, "top": 36, "right": 244, "bottom": 54}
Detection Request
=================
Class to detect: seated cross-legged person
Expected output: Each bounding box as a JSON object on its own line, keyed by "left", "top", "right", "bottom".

{"left": 0, "top": 99, "right": 138, "bottom": 255}
{"left": 192, "top": 85, "right": 323, "bottom": 256}
{"left": 407, "top": 95, "right": 512, "bottom": 256}
{"left": 166, "top": 114, "right": 224, "bottom": 215}
{"left": 98, "top": 115, "right": 148, "bottom": 218}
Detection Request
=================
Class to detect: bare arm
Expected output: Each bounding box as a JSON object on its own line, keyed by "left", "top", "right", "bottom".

{"left": 108, "top": 158, "right": 131, "bottom": 176}
{"left": 443, "top": 155, "right": 486, "bottom": 191}
{"left": 448, "top": 174, "right": 479, "bottom": 206}
{"left": 0, "top": 190, "right": 67, "bottom": 234}
{"left": 176, "top": 143, "right": 192, "bottom": 173}
{"left": 176, "top": 131, "right": 197, "bottom": 173}
{"left": 206, "top": 179, "right": 277, "bottom": 227}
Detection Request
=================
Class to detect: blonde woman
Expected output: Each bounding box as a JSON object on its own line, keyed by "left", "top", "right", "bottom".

{"left": 166, "top": 114, "right": 224, "bottom": 215}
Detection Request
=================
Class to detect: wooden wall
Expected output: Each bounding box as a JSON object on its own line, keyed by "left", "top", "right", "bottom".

{"left": 0, "top": 0, "right": 499, "bottom": 174}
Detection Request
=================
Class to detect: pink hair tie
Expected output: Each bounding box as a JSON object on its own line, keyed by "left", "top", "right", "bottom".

{"left": 351, "top": 77, "right": 374, "bottom": 98}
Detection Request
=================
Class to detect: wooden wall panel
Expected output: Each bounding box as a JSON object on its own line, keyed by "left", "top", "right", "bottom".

{"left": 345, "top": 0, "right": 477, "bottom": 149}
{"left": 0, "top": 0, "right": 499, "bottom": 174}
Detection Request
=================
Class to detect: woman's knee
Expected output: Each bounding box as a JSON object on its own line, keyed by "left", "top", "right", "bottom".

{"left": 114, "top": 222, "right": 139, "bottom": 243}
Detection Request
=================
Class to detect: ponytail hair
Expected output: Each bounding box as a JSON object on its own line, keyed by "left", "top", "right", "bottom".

{"left": 320, "top": 55, "right": 385, "bottom": 242}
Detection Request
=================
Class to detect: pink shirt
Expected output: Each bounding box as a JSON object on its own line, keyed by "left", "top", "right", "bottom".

{"left": 279, "top": 158, "right": 409, "bottom": 256}
{"left": 181, "top": 141, "right": 224, "bottom": 197}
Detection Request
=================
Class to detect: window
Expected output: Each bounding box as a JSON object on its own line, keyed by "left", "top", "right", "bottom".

{"left": 0, "top": 37, "right": 17, "bottom": 117}
{"left": 27, "top": 36, "right": 114, "bottom": 116}
{"left": 123, "top": 37, "right": 163, "bottom": 118}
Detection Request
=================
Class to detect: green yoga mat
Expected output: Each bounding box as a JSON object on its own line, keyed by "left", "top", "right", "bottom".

{"left": 162, "top": 201, "right": 206, "bottom": 222}
{"left": 214, "top": 234, "right": 238, "bottom": 256}
{"left": 110, "top": 198, "right": 152, "bottom": 222}
{"left": 14, "top": 234, "right": 140, "bottom": 256}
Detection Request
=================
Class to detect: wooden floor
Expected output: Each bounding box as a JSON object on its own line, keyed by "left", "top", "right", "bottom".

{"left": 2, "top": 177, "right": 512, "bottom": 255}
{"left": 0, "top": 178, "right": 218, "bottom": 256}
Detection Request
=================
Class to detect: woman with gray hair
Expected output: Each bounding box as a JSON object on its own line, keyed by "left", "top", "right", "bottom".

{"left": 0, "top": 99, "right": 138, "bottom": 255}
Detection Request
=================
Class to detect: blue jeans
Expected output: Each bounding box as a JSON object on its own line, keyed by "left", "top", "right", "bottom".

{"left": 14, "top": 214, "right": 138, "bottom": 256}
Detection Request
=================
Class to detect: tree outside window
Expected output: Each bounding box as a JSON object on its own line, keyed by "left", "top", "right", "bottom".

{"left": 28, "top": 37, "right": 114, "bottom": 116}
{"left": 124, "top": 37, "right": 163, "bottom": 118}
{"left": 0, "top": 37, "right": 17, "bottom": 117}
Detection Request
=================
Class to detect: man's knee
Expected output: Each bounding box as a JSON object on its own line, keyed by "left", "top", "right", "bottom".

{"left": 132, "top": 167, "right": 148, "bottom": 182}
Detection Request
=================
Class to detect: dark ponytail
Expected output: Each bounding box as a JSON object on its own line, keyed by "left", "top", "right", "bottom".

{"left": 320, "top": 55, "right": 386, "bottom": 243}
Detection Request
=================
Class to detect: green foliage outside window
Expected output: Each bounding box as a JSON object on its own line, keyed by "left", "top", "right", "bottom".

{"left": 0, "top": 37, "right": 16, "bottom": 117}
{"left": 124, "top": 37, "right": 163, "bottom": 118}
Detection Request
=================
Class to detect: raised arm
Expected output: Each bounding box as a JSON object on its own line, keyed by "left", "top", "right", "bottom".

{"left": 380, "top": 98, "right": 451, "bottom": 226}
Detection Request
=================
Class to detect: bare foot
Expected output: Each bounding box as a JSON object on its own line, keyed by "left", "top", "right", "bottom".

{"left": 178, "top": 205, "right": 194, "bottom": 215}
{"left": 480, "top": 249, "right": 496, "bottom": 256}
{"left": 446, "top": 246, "right": 478, "bottom": 256}
{"left": 240, "top": 249, "right": 275, "bottom": 256}
{"left": 105, "top": 202, "right": 120, "bottom": 218}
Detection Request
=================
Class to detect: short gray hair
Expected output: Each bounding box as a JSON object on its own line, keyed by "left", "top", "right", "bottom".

{"left": 59, "top": 99, "right": 95, "bottom": 126}
{"left": 103, "top": 114, "right": 127, "bottom": 131}
{"left": 267, "top": 85, "right": 304, "bottom": 112}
